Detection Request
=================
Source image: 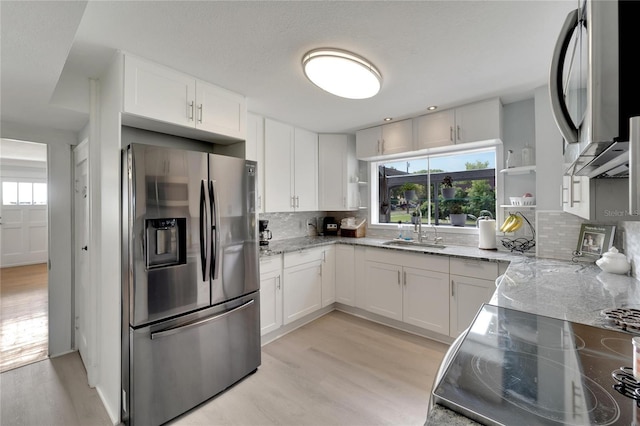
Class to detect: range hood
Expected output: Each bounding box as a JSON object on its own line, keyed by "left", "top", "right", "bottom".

{"left": 568, "top": 140, "right": 629, "bottom": 178}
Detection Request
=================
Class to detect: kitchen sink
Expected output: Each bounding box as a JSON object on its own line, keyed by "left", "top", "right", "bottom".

{"left": 382, "top": 239, "right": 446, "bottom": 249}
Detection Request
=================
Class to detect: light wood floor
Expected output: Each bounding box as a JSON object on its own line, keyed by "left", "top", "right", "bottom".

{"left": 0, "top": 263, "right": 48, "bottom": 373}
{"left": 0, "top": 310, "right": 449, "bottom": 426}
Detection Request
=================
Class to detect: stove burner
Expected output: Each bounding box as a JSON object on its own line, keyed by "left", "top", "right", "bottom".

{"left": 601, "top": 338, "right": 633, "bottom": 358}
{"left": 611, "top": 367, "right": 640, "bottom": 403}
{"left": 472, "top": 349, "right": 621, "bottom": 425}
{"left": 602, "top": 309, "right": 640, "bottom": 332}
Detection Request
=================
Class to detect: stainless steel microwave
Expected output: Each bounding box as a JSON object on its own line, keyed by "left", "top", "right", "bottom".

{"left": 549, "top": 0, "right": 640, "bottom": 177}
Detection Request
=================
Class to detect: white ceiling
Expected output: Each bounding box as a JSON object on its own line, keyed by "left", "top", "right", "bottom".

{"left": 1, "top": 0, "right": 576, "bottom": 137}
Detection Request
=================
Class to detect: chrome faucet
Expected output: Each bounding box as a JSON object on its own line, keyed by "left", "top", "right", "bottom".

{"left": 431, "top": 223, "right": 444, "bottom": 245}
{"left": 414, "top": 208, "right": 424, "bottom": 242}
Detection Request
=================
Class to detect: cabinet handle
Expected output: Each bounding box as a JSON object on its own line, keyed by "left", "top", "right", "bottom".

{"left": 450, "top": 126, "right": 454, "bottom": 142}
{"left": 377, "top": 140, "right": 381, "bottom": 154}
{"left": 381, "top": 139, "right": 385, "bottom": 154}
{"left": 456, "top": 125, "right": 461, "bottom": 141}
{"left": 397, "top": 270, "right": 401, "bottom": 285}
{"left": 296, "top": 196, "right": 300, "bottom": 208}
{"left": 291, "top": 196, "right": 295, "bottom": 208}
{"left": 198, "top": 104, "right": 203, "bottom": 123}
{"left": 258, "top": 195, "right": 262, "bottom": 209}
{"left": 451, "top": 279, "right": 455, "bottom": 297}
{"left": 403, "top": 271, "right": 407, "bottom": 286}
{"left": 277, "top": 275, "right": 281, "bottom": 290}
{"left": 188, "top": 101, "right": 194, "bottom": 121}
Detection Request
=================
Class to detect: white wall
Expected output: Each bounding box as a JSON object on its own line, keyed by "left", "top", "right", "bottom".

{"left": 0, "top": 121, "right": 75, "bottom": 356}
{"left": 534, "top": 85, "right": 564, "bottom": 210}
{"left": 93, "top": 54, "right": 123, "bottom": 425}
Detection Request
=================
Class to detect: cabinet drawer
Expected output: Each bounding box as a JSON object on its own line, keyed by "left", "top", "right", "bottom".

{"left": 260, "top": 255, "right": 282, "bottom": 274}
{"left": 284, "top": 246, "right": 326, "bottom": 268}
{"left": 450, "top": 257, "right": 498, "bottom": 281}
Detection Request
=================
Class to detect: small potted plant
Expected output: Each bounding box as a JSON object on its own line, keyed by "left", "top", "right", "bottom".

{"left": 441, "top": 176, "right": 455, "bottom": 199}
{"left": 400, "top": 182, "right": 418, "bottom": 203}
{"left": 449, "top": 202, "right": 467, "bottom": 226}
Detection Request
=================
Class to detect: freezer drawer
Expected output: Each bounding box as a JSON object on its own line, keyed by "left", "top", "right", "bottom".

{"left": 125, "top": 293, "right": 261, "bottom": 426}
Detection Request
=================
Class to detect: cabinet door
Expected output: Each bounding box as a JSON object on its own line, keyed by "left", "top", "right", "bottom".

{"left": 321, "top": 246, "right": 336, "bottom": 307}
{"left": 124, "top": 55, "right": 195, "bottom": 128}
{"left": 450, "top": 274, "right": 494, "bottom": 337}
{"left": 293, "top": 128, "right": 318, "bottom": 211}
{"left": 259, "top": 269, "right": 282, "bottom": 335}
{"left": 195, "top": 80, "right": 246, "bottom": 140}
{"left": 335, "top": 245, "right": 355, "bottom": 306}
{"left": 283, "top": 260, "right": 322, "bottom": 324}
{"left": 415, "top": 110, "right": 455, "bottom": 149}
{"left": 454, "top": 99, "right": 502, "bottom": 144}
{"left": 264, "top": 119, "right": 294, "bottom": 212}
{"left": 403, "top": 267, "right": 449, "bottom": 334}
{"left": 562, "top": 175, "right": 591, "bottom": 219}
{"left": 319, "top": 134, "right": 347, "bottom": 210}
{"left": 364, "top": 261, "right": 402, "bottom": 321}
{"left": 246, "top": 113, "right": 264, "bottom": 212}
{"left": 356, "top": 126, "right": 382, "bottom": 159}
{"left": 381, "top": 119, "right": 413, "bottom": 155}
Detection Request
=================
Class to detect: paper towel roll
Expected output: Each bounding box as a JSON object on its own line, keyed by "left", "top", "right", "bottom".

{"left": 478, "top": 219, "right": 497, "bottom": 250}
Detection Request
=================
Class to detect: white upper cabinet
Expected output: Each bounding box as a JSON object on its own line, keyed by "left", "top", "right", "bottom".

{"left": 319, "top": 134, "right": 358, "bottom": 211}
{"left": 123, "top": 54, "right": 246, "bottom": 140}
{"left": 415, "top": 109, "right": 456, "bottom": 148}
{"left": 454, "top": 98, "right": 502, "bottom": 144}
{"left": 356, "top": 119, "right": 413, "bottom": 160}
{"left": 264, "top": 118, "right": 318, "bottom": 212}
{"left": 415, "top": 98, "right": 503, "bottom": 149}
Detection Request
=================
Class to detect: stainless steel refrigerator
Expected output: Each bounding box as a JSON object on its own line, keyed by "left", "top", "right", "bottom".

{"left": 121, "top": 143, "right": 260, "bottom": 426}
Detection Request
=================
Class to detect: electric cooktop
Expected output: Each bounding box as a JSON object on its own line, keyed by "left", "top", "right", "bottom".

{"left": 432, "top": 304, "right": 638, "bottom": 425}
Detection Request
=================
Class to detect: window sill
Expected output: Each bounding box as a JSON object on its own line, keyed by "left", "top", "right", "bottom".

{"left": 369, "top": 223, "right": 479, "bottom": 234}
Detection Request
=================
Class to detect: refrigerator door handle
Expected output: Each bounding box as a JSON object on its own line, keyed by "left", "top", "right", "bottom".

{"left": 209, "top": 180, "right": 221, "bottom": 281}
{"left": 150, "top": 299, "right": 255, "bottom": 340}
{"left": 200, "top": 180, "right": 212, "bottom": 282}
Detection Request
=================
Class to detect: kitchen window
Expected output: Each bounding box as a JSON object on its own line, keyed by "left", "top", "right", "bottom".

{"left": 372, "top": 147, "right": 496, "bottom": 227}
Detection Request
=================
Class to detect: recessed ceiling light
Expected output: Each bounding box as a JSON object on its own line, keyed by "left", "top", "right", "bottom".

{"left": 427, "top": 105, "right": 438, "bottom": 111}
{"left": 302, "top": 48, "right": 382, "bottom": 99}
{"left": 383, "top": 117, "right": 393, "bottom": 122}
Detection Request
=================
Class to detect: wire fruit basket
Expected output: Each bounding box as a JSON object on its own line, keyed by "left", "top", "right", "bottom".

{"left": 501, "top": 211, "right": 536, "bottom": 253}
{"left": 509, "top": 196, "right": 536, "bottom": 206}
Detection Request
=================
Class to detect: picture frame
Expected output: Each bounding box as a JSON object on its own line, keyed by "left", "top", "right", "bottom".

{"left": 576, "top": 223, "right": 616, "bottom": 257}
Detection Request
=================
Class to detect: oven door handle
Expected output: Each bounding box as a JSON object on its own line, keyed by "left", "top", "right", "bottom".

{"left": 150, "top": 299, "right": 255, "bottom": 340}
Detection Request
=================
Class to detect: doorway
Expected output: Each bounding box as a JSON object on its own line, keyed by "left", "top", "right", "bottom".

{"left": 0, "top": 139, "right": 49, "bottom": 372}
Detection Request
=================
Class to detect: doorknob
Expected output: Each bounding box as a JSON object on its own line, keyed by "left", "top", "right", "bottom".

{"left": 81, "top": 246, "right": 88, "bottom": 251}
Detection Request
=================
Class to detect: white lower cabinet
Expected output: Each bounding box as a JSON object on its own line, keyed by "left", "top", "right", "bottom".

{"left": 364, "top": 261, "right": 403, "bottom": 321}
{"left": 259, "top": 255, "right": 282, "bottom": 336}
{"left": 321, "top": 246, "right": 336, "bottom": 307}
{"left": 364, "top": 248, "right": 450, "bottom": 333}
{"left": 335, "top": 245, "right": 356, "bottom": 306}
{"left": 283, "top": 248, "right": 324, "bottom": 325}
{"left": 403, "top": 267, "right": 450, "bottom": 334}
{"left": 449, "top": 257, "right": 499, "bottom": 337}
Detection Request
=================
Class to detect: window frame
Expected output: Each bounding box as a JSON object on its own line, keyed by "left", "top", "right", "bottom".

{"left": 366, "top": 141, "right": 504, "bottom": 233}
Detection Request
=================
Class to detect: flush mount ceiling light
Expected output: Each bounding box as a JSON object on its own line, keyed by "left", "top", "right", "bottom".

{"left": 302, "top": 48, "right": 382, "bottom": 99}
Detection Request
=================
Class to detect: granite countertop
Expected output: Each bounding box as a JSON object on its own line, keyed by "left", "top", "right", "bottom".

{"left": 260, "top": 235, "right": 640, "bottom": 426}
{"left": 260, "top": 235, "right": 522, "bottom": 263}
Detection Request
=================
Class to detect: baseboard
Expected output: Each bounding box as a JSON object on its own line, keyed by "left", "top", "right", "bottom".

{"left": 96, "top": 384, "right": 120, "bottom": 425}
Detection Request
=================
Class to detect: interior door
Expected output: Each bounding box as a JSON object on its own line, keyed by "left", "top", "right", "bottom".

{"left": 73, "top": 141, "right": 96, "bottom": 385}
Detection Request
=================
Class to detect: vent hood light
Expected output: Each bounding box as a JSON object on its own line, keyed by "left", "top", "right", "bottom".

{"left": 302, "top": 48, "right": 382, "bottom": 99}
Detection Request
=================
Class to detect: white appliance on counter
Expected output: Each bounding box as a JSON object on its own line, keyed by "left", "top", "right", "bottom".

{"left": 121, "top": 143, "right": 260, "bottom": 426}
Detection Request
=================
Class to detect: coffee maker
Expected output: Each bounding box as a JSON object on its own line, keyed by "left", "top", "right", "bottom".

{"left": 259, "top": 220, "right": 272, "bottom": 246}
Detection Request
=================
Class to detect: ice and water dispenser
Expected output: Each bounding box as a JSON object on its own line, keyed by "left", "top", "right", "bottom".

{"left": 145, "top": 218, "right": 187, "bottom": 269}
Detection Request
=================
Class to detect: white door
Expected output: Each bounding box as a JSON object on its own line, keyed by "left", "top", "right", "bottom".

{"left": 264, "top": 119, "right": 294, "bottom": 212}
{"left": 73, "top": 142, "right": 96, "bottom": 385}
{"left": 364, "top": 261, "right": 403, "bottom": 321}
{"left": 403, "top": 267, "right": 449, "bottom": 334}
{"left": 293, "top": 128, "right": 318, "bottom": 211}
{"left": 0, "top": 159, "right": 48, "bottom": 267}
